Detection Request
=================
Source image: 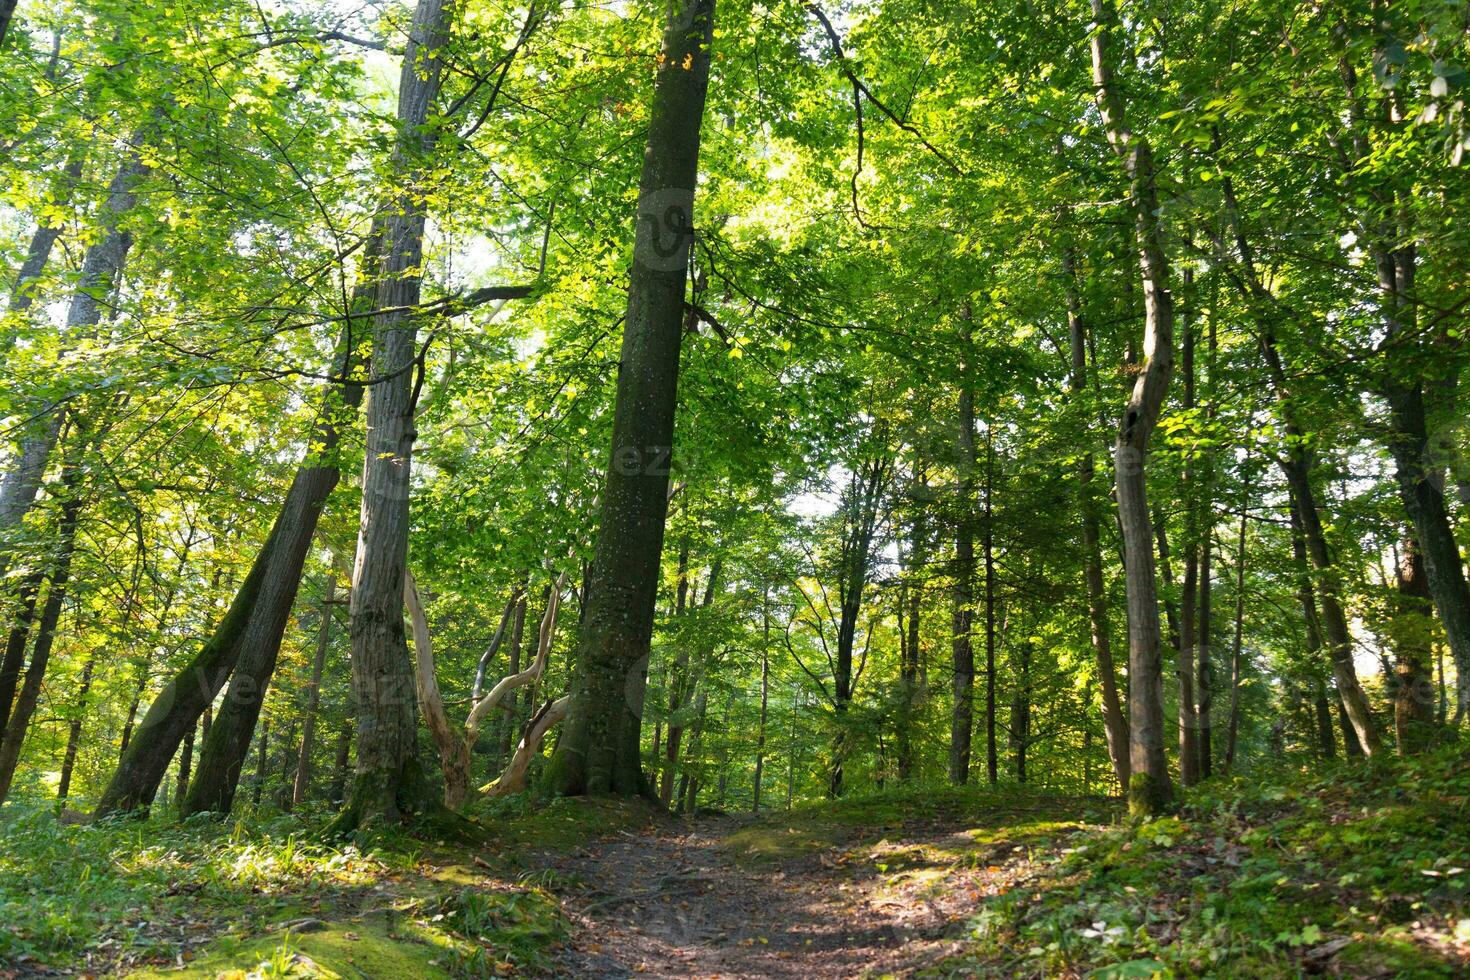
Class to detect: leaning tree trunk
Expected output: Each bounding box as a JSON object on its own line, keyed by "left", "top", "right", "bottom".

{"left": 1089, "top": 0, "right": 1174, "bottom": 816}
{"left": 0, "top": 153, "right": 143, "bottom": 586}
{"left": 1278, "top": 458, "right": 1380, "bottom": 755}
{"left": 1064, "top": 250, "right": 1129, "bottom": 790}
{"left": 181, "top": 454, "right": 356, "bottom": 816}
{"left": 542, "top": 0, "right": 716, "bottom": 797}
{"left": 0, "top": 571, "right": 42, "bottom": 733}
{"left": 96, "top": 521, "right": 280, "bottom": 814}
{"left": 0, "top": 477, "right": 81, "bottom": 805}
{"left": 1384, "top": 377, "right": 1470, "bottom": 722}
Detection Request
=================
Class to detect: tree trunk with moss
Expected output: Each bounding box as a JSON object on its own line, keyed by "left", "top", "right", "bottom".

{"left": 542, "top": 0, "right": 716, "bottom": 797}
{"left": 334, "top": 0, "right": 455, "bottom": 831}
{"left": 1088, "top": 0, "right": 1174, "bottom": 817}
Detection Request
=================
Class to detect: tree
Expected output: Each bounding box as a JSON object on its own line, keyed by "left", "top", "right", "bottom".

{"left": 542, "top": 0, "right": 717, "bottom": 797}
{"left": 1088, "top": 0, "right": 1175, "bottom": 816}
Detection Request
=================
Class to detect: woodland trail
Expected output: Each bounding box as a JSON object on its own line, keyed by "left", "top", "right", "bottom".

{"left": 534, "top": 800, "right": 1094, "bottom": 978}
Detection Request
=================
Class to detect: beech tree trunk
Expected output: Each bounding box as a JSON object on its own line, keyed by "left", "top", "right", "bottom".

{"left": 56, "top": 654, "right": 97, "bottom": 806}
{"left": 0, "top": 482, "right": 81, "bottom": 804}
{"left": 1393, "top": 537, "right": 1438, "bottom": 753}
{"left": 1215, "top": 163, "right": 1379, "bottom": 756}
{"left": 0, "top": 571, "right": 42, "bottom": 733}
{"left": 1089, "top": 0, "right": 1174, "bottom": 816}
{"left": 334, "top": 0, "right": 461, "bottom": 830}
{"left": 0, "top": 153, "right": 143, "bottom": 587}
{"left": 1064, "top": 250, "right": 1129, "bottom": 790}
{"left": 181, "top": 461, "right": 354, "bottom": 816}
{"left": 542, "top": 0, "right": 716, "bottom": 796}
{"left": 292, "top": 576, "right": 338, "bottom": 807}
{"left": 949, "top": 376, "right": 976, "bottom": 785}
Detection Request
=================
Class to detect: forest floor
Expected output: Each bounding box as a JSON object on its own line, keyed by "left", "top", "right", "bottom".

{"left": 1, "top": 747, "right": 1469, "bottom": 978}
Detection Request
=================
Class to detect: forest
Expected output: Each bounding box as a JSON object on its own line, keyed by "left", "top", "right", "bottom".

{"left": 0, "top": 0, "right": 1468, "bottom": 975}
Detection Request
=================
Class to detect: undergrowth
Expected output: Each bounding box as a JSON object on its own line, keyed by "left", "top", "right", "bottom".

{"left": 938, "top": 744, "right": 1470, "bottom": 978}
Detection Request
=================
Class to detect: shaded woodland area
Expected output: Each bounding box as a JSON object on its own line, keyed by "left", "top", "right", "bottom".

{"left": 1, "top": 0, "right": 1469, "bottom": 975}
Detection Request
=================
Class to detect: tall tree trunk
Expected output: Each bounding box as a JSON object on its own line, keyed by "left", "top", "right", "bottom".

{"left": 1215, "top": 157, "right": 1378, "bottom": 755}
{"left": 1064, "top": 250, "right": 1129, "bottom": 789}
{"left": 0, "top": 482, "right": 81, "bottom": 804}
{"left": 542, "top": 0, "right": 716, "bottom": 797}
{"left": 1009, "top": 637, "right": 1031, "bottom": 783}
{"left": 1392, "top": 536, "right": 1438, "bottom": 753}
{"left": 337, "top": 0, "right": 461, "bottom": 829}
{"left": 950, "top": 378, "right": 976, "bottom": 785}
{"left": 982, "top": 429, "right": 998, "bottom": 785}
{"left": 897, "top": 469, "right": 926, "bottom": 782}
{"left": 292, "top": 575, "right": 338, "bottom": 807}
{"left": 1089, "top": 0, "right": 1175, "bottom": 816}
{"left": 0, "top": 153, "right": 143, "bottom": 586}
{"left": 55, "top": 653, "right": 97, "bottom": 806}
{"left": 1384, "top": 380, "right": 1470, "bottom": 722}
{"left": 1177, "top": 293, "right": 1200, "bottom": 787}
{"left": 0, "top": 571, "right": 43, "bottom": 733}
{"left": 1341, "top": 34, "right": 1470, "bottom": 724}
{"left": 1223, "top": 499, "right": 1249, "bottom": 774}
{"left": 754, "top": 593, "right": 770, "bottom": 811}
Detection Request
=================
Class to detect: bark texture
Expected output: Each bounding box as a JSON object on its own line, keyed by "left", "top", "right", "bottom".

{"left": 542, "top": 0, "right": 716, "bottom": 796}
{"left": 1089, "top": 0, "right": 1174, "bottom": 816}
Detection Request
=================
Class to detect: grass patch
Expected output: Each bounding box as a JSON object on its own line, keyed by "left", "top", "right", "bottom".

{"left": 0, "top": 798, "right": 574, "bottom": 977}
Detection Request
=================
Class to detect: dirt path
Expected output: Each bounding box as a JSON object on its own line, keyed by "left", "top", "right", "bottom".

{"left": 537, "top": 812, "right": 1045, "bottom": 979}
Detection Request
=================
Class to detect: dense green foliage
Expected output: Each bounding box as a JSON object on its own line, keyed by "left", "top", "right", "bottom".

{"left": 0, "top": 0, "right": 1468, "bottom": 971}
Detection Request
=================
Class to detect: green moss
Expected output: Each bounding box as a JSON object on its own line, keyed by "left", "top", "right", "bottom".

{"left": 1335, "top": 931, "right": 1462, "bottom": 977}
{"left": 724, "top": 823, "right": 837, "bottom": 863}
{"left": 121, "top": 921, "right": 454, "bottom": 980}
{"left": 470, "top": 795, "right": 659, "bottom": 868}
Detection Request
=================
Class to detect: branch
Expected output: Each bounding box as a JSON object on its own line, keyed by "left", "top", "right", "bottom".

{"left": 805, "top": 3, "right": 965, "bottom": 178}
{"left": 482, "top": 695, "right": 571, "bottom": 797}
{"left": 464, "top": 571, "right": 568, "bottom": 738}
{"left": 471, "top": 587, "right": 525, "bottom": 701}
{"left": 405, "top": 569, "right": 459, "bottom": 764}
